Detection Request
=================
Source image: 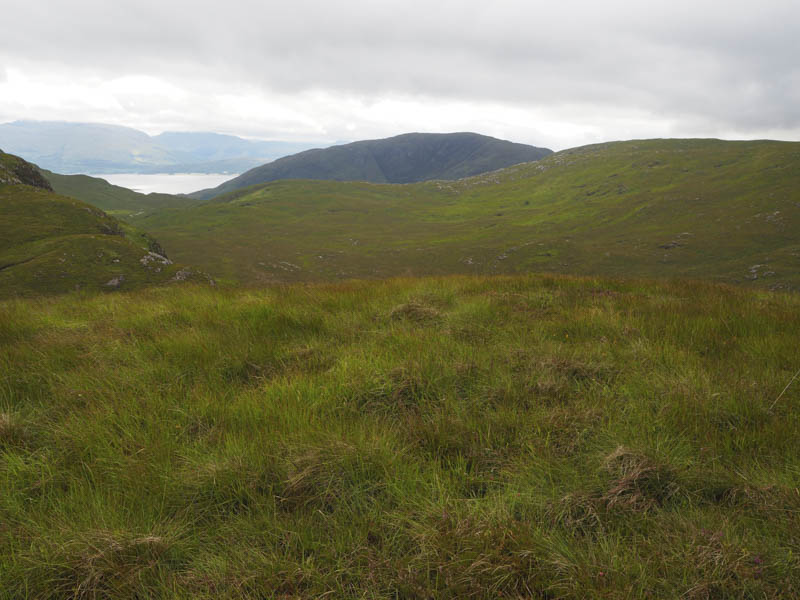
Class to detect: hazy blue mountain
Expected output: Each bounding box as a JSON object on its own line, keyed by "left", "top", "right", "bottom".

{"left": 0, "top": 121, "right": 322, "bottom": 175}
{"left": 151, "top": 132, "right": 316, "bottom": 166}
{"left": 190, "top": 132, "right": 552, "bottom": 200}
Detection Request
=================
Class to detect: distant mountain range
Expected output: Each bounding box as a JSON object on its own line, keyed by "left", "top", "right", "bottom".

{"left": 0, "top": 121, "right": 323, "bottom": 175}
{"left": 190, "top": 132, "right": 553, "bottom": 200}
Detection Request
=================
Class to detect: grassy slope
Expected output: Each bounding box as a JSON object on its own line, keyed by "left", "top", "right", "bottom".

{"left": 43, "top": 169, "right": 198, "bottom": 218}
{"left": 0, "top": 150, "right": 213, "bottom": 298}
{"left": 0, "top": 182, "right": 189, "bottom": 297}
{"left": 135, "top": 139, "right": 800, "bottom": 290}
{"left": 1, "top": 274, "right": 799, "bottom": 598}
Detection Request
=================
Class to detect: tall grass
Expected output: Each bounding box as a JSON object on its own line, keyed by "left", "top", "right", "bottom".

{"left": 1, "top": 274, "right": 799, "bottom": 598}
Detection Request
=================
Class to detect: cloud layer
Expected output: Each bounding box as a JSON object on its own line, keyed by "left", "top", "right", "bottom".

{"left": 1, "top": 0, "right": 798, "bottom": 149}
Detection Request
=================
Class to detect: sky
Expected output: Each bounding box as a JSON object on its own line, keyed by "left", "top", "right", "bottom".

{"left": 1, "top": 0, "right": 798, "bottom": 151}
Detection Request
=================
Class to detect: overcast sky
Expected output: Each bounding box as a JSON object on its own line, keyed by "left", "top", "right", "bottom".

{"left": 1, "top": 0, "right": 798, "bottom": 150}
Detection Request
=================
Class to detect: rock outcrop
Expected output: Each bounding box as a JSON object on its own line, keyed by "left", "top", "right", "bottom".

{"left": 0, "top": 150, "right": 54, "bottom": 190}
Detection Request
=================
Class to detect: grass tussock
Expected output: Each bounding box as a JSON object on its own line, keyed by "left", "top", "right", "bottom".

{"left": 389, "top": 301, "right": 443, "bottom": 323}
{"left": 37, "top": 530, "right": 184, "bottom": 600}
{"left": 1, "top": 274, "right": 799, "bottom": 598}
{"left": 600, "top": 446, "right": 680, "bottom": 510}
{"left": 0, "top": 412, "right": 28, "bottom": 449}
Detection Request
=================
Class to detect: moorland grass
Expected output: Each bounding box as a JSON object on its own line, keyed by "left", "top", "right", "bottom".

{"left": 1, "top": 274, "right": 799, "bottom": 598}
{"left": 133, "top": 139, "right": 800, "bottom": 291}
{"left": 0, "top": 179, "right": 204, "bottom": 298}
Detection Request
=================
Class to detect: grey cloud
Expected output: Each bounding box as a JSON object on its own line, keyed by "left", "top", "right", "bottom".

{"left": 2, "top": 0, "right": 799, "bottom": 141}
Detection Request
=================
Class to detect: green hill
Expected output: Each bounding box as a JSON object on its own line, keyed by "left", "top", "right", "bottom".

{"left": 1, "top": 274, "right": 799, "bottom": 597}
{"left": 0, "top": 149, "right": 54, "bottom": 190}
{"left": 135, "top": 138, "right": 800, "bottom": 290}
{"left": 42, "top": 169, "right": 199, "bottom": 217}
{"left": 0, "top": 151, "right": 210, "bottom": 298}
{"left": 190, "top": 132, "right": 552, "bottom": 200}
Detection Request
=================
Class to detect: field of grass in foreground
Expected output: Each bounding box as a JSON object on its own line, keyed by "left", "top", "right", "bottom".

{"left": 1, "top": 274, "right": 799, "bottom": 598}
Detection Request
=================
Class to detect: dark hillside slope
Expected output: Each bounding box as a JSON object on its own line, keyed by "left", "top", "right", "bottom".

{"left": 0, "top": 151, "right": 209, "bottom": 297}
{"left": 191, "top": 132, "right": 552, "bottom": 200}
{"left": 136, "top": 139, "right": 800, "bottom": 289}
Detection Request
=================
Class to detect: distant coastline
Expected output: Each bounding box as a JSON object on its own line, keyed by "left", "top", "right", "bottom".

{"left": 87, "top": 172, "right": 236, "bottom": 195}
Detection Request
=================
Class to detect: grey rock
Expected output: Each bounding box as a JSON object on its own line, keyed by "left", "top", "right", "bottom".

{"left": 104, "top": 275, "right": 125, "bottom": 288}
